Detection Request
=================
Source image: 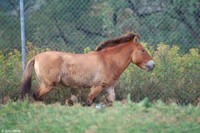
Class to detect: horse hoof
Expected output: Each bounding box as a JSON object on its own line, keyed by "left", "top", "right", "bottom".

{"left": 33, "top": 93, "right": 42, "bottom": 101}
{"left": 65, "top": 99, "right": 73, "bottom": 106}
{"left": 83, "top": 99, "right": 92, "bottom": 106}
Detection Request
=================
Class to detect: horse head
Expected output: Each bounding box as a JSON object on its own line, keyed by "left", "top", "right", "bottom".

{"left": 131, "top": 36, "right": 155, "bottom": 71}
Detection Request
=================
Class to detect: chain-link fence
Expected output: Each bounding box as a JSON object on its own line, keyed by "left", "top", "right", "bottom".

{"left": 0, "top": 0, "right": 199, "bottom": 105}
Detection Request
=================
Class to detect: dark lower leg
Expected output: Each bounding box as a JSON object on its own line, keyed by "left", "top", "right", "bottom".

{"left": 33, "top": 86, "right": 53, "bottom": 101}
{"left": 85, "top": 86, "right": 103, "bottom": 106}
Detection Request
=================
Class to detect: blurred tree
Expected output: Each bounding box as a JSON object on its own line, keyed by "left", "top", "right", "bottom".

{"left": 0, "top": 0, "right": 199, "bottom": 53}
{"left": 26, "top": 0, "right": 117, "bottom": 52}
{"left": 165, "top": 0, "right": 200, "bottom": 46}
{"left": 0, "top": 0, "right": 45, "bottom": 52}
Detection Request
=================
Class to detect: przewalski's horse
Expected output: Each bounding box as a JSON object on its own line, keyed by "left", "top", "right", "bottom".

{"left": 20, "top": 33, "right": 155, "bottom": 105}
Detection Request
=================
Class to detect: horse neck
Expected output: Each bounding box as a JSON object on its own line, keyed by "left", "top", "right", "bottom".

{"left": 101, "top": 41, "right": 135, "bottom": 74}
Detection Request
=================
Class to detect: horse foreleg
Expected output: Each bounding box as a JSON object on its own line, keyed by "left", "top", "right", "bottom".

{"left": 33, "top": 84, "right": 53, "bottom": 101}
{"left": 106, "top": 86, "right": 116, "bottom": 106}
{"left": 85, "top": 86, "right": 104, "bottom": 106}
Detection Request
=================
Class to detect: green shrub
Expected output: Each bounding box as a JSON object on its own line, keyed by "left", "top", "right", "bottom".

{"left": 0, "top": 44, "right": 86, "bottom": 104}
{"left": 0, "top": 49, "right": 22, "bottom": 101}
{"left": 0, "top": 43, "right": 199, "bottom": 105}
{"left": 116, "top": 44, "right": 200, "bottom": 105}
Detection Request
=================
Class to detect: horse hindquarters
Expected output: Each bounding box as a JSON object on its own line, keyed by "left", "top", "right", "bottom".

{"left": 33, "top": 53, "right": 63, "bottom": 100}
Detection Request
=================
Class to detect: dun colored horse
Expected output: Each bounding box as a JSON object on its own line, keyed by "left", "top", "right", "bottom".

{"left": 20, "top": 33, "right": 155, "bottom": 105}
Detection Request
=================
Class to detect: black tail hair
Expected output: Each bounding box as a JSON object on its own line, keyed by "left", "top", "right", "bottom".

{"left": 20, "top": 58, "right": 35, "bottom": 100}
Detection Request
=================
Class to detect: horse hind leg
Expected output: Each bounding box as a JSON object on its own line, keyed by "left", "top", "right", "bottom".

{"left": 33, "top": 83, "right": 54, "bottom": 101}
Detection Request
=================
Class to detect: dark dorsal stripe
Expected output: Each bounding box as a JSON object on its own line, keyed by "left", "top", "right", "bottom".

{"left": 95, "top": 32, "right": 140, "bottom": 51}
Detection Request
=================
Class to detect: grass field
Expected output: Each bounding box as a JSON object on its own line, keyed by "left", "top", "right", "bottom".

{"left": 0, "top": 99, "right": 200, "bottom": 133}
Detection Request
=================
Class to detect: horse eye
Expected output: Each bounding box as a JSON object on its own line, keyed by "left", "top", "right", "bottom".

{"left": 141, "top": 49, "right": 145, "bottom": 52}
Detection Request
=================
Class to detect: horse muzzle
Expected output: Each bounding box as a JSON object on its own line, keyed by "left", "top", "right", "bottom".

{"left": 145, "top": 60, "right": 155, "bottom": 71}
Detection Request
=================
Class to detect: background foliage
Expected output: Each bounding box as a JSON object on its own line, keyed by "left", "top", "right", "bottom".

{"left": 0, "top": 44, "right": 199, "bottom": 105}
{"left": 0, "top": 0, "right": 200, "bottom": 52}
{"left": 0, "top": 0, "right": 199, "bottom": 105}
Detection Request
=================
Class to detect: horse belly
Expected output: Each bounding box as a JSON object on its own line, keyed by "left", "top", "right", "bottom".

{"left": 60, "top": 69, "right": 102, "bottom": 88}
{"left": 60, "top": 53, "right": 104, "bottom": 88}
{"left": 60, "top": 74, "right": 99, "bottom": 88}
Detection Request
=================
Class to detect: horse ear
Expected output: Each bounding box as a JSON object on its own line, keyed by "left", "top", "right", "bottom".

{"left": 133, "top": 35, "right": 140, "bottom": 44}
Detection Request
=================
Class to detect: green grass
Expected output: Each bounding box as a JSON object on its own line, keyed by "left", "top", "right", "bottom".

{"left": 0, "top": 99, "right": 200, "bottom": 133}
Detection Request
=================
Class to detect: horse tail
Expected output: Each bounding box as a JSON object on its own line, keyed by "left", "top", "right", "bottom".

{"left": 20, "top": 58, "right": 35, "bottom": 100}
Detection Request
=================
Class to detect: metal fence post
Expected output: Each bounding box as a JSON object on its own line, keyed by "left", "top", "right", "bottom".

{"left": 20, "top": 0, "right": 26, "bottom": 73}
